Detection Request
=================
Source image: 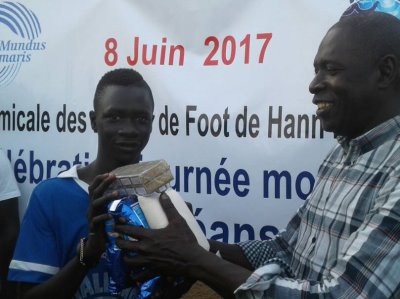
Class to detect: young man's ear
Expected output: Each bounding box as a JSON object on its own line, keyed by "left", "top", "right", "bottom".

{"left": 89, "top": 110, "right": 97, "bottom": 132}
{"left": 377, "top": 54, "right": 399, "bottom": 89}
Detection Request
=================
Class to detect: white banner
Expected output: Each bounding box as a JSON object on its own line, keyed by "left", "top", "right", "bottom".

{"left": 1, "top": 0, "right": 361, "bottom": 243}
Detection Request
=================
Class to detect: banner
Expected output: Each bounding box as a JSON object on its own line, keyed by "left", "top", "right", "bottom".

{"left": 0, "top": 0, "right": 371, "bottom": 243}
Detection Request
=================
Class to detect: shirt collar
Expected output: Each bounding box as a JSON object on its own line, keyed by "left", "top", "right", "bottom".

{"left": 336, "top": 115, "right": 400, "bottom": 164}
{"left": 57, "top": 164, "right": 89, "bottom": 194}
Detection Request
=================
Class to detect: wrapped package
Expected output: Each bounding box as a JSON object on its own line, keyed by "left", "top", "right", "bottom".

{"left": 105, "top": 196, "right": 159, "bottom": 296}
{"left": 110, "top": 159, "right": 210, "bottom": 250}
{"left": 105, "top": 159, "right": 209, "bottom": 296}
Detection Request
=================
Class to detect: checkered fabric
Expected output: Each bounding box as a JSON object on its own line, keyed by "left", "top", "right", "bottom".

{"left": 236, "top": 115, "right": 400, "bottom": 299}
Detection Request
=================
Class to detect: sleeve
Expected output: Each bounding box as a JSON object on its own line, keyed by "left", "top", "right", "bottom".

{"left": 234, "top": 168, "right": 400, "bottom": 299}
{"left": 8, "top": 183, "right": 61, "bottom": 283}
{"left": 0, "top": 149, "right": 21, "bottom": 201}
{"left": 237, "top": 202, "right": 305, "bottom": 272}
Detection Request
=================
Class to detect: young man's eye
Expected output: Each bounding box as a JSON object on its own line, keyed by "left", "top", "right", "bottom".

{"left": 137, "top": 116, "right": 150, "bottom": 123}
{"left": 109, "top": 115, "right": 121, "bottom": 121}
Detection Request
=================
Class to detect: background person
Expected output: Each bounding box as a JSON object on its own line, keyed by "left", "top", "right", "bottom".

{"left": 0, "top": 148, "right": 20, "bottom": 299}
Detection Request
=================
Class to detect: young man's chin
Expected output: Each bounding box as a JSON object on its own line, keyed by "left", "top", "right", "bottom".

{"left": 116, "top": 153, "right": 141, "bottom": 166}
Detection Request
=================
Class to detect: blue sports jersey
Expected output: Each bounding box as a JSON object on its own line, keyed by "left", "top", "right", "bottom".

{"left": 8, "top": 166, "right": 139, "bottom": 299}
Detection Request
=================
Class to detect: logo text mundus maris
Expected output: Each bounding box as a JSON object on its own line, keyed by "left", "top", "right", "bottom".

{"left": 0, "top": 39, "right": 46, "bottom": 63}
{"left": 0, "top": 1, "right": 46, "bottom": 86}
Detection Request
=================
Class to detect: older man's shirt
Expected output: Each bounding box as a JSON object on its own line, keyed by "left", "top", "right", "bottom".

{"left": 236, "top": 115, "right": 400, "bottom": 299}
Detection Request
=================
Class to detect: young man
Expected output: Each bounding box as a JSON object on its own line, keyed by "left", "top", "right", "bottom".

{"left": 0, "top": 149, "right": 20, "bottom": 299}
{"left": 8, "top": 69, "right": 155, "bottom": 298}
{"left": 111, "top": 12, "right": 400, "bottom": 299}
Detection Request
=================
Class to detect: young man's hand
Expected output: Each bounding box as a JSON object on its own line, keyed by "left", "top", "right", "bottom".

{"left": 85, "top": 173, "right": 118, "bottom": 266}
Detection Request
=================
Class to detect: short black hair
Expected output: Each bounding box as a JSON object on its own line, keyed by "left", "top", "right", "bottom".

{"left": 334, "top": 11, "right": 400, "bottom": 61}
{"left": 93, "top": 68, "right": 154, "bottom": 110}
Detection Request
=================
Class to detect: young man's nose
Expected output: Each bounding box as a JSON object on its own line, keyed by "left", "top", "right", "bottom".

{"left": 119, "top": 119, "right": 139, "bottom": 135}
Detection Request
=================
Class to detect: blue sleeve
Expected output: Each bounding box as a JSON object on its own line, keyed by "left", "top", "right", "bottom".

{"left": 8, "top": 182, "right": 61, "bottom": 283}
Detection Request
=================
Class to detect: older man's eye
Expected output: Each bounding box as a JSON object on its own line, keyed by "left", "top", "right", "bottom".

{"left": 325, "top": 64, "right": 343, "bottom": 74}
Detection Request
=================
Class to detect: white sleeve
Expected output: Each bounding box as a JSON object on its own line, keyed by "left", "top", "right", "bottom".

{"left": 0, "top": 149, "right": 21, "bottom": 201}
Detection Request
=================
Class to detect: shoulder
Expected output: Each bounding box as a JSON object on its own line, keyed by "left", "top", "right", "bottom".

{"left": 25, "top": 177, "right": 87, "bottom": 220}
{"left": 30, "top": 177, "right": 84, "bottom": 207}
{"left": 34, "top": 177, "right": 76, "bottom": 194}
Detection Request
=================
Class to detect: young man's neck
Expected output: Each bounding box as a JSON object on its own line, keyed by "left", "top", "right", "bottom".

{"left": 77, "top": 158, "right": 140, "bottom": 185}
{"left": 76, "top": 160, "right": 115, "bottom": 185}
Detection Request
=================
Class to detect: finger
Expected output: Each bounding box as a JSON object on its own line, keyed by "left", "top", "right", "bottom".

{"left": 92, "top": 213, "right": 112, "bottom": 223}
{"left": 118, "top": 216, "right": 127, "bottom": 224}
{"left": 89, "top": 173, "right": 117, "bottom": 200}
{"left": 91, "top": 190, "right": 118, "bottom": 210}
{"left": 116, "top": 238, "right": 140, "bottom": 252}
{"left": 114, "top": 225, "right": 147, "bottom": 241}
{"left": 159, "top": 192, "right": 181, "bottom": 222}
{"left": 88, "top": 173, "right": 109, "bottom": 194}
{"left": 123, "top": 253, "right": 149, "bottom": 267}
{"left": 87, "top": 192, "right": 118, "bottom": 221}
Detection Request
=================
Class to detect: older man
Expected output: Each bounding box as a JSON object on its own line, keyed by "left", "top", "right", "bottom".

{"left": 113, "top": 12, "right": 400, "bottom": 299}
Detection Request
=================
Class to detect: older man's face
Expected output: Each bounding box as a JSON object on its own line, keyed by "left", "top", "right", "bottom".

{"left": 309, "top": 26, "right": 380, "bottom": 139}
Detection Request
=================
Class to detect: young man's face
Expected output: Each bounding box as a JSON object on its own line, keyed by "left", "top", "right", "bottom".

{"left": 309, "top": 26, "right": 380, "bottom": 139}
{"left": 92, "top": 84, "right": 154, "bottom": 166}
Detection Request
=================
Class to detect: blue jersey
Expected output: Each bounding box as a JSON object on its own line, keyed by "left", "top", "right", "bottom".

{"left": 8, "top": 166, "right": 139, "bottom": 299}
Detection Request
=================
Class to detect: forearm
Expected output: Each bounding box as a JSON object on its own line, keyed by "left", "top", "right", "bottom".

{"left": 0, "top": 197, "right": 20, "bottom": 280}
{"left": 185, "top": 247, "right": 252, "bottom": 299}
{"left": 0, "top": 230, "right": 19, "bottom": 279}
{"left": 21, "top": 256, "right": 88, "bottom": 299}
{"left": 0, "top": 232, "right": 19, "bottom": 299}
{"left": 209, "top": 240, "right": 253, "bottom": 270}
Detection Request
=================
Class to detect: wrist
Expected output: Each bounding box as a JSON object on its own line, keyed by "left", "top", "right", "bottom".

{"left": 77, "top": 237, "right": 100, "bottom": 269}
{"left": 184, "top": 246, "right": 213, "bottom": 277}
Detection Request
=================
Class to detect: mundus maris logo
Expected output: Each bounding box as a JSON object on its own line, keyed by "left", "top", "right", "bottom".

{"left": 0, "top": 1, "right": 46, "bottom": 86}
